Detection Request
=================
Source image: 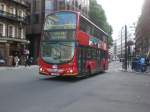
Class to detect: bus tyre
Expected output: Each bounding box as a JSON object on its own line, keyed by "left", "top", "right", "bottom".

{"left": 103, "top": 65, "right": 106, "bottom": 73}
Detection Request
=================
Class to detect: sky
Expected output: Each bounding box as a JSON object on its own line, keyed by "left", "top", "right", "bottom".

{"left": 97, "top": 0, "right": 145, "bottom": 40}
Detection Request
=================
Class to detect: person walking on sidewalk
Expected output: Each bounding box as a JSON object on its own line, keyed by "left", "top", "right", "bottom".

{"left": 139, "top": 56, "right": 146, "bottom": 72}
{"left": 14, "top": 56, "right": 20, "bottom": 67}
{"left": 131, "top": 57, "right": 137, "bottom": 71}
{"left": 133, "top": 57, "right": 140, "bottom": 72}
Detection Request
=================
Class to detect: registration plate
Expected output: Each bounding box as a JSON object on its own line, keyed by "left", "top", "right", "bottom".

{"left": 51, "top": 73, "right": 60, "bottom": 76}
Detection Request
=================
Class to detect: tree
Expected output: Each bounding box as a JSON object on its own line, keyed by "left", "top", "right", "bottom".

{"left": 89, "top": 0, "right": 113, "bottom": 46}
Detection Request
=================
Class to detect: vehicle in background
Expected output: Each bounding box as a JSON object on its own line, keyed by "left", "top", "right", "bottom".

{"left": 120, "top": 58, "right": 124, "bottom": 62}
{"left": 0, "top": 57, "right": 5, "bottom": 65}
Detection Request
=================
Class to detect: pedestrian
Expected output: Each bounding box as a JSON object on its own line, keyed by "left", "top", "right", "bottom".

{"left": 14, "top": 56, "right": 20, "bottom": 67}
{"left": 131, "top": 57, "right": 136, "bottom": 71}
{"left": 139, "top": 56, "right": 146, "bottom": 72}
{"left": 25, "top": 56, "right": 29, "bottom": 67}
{"left": 145, "top": 57, "right": 149, "bottom": 66}
{"left": 135, "top": 56, "right": 140, "bottom": 72}
{"left": 29, "top": 57, "right": 33, "bottom": 66}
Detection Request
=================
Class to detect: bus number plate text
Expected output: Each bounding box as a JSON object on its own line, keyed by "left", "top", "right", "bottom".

{"left": 51, "top": 73, "right": 60, "bottom": 76}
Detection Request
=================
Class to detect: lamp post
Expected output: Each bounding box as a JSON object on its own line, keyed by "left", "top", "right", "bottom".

{"left": 124, "top": 25, "right": 128, "bottom": 71}
{"left": 120, "top": 27, "right": 124, "bottom": 58}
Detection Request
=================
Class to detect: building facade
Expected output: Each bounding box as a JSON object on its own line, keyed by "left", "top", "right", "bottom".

{"left": 135, "top": 0, "right": 150, "bottom": 56}
{"left": 25, "top": 0, "right": 90, "bottom": 63}
{"left": 0, "top": 0, "right": 29, "bottom": 65}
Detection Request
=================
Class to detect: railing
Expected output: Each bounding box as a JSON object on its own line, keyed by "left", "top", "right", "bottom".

{"left": 12, "top": 0, "right": 29, "bottom": 7}
{"left": 0, "top": 10, "right": 26, "bottom": 23}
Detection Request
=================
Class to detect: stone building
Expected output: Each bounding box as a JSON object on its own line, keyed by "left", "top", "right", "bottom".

{"left": 0, "top": 0, "right": 29, "bottom": 65}
{"left": 25, "top": 0, "right": 90, "bottom": 63}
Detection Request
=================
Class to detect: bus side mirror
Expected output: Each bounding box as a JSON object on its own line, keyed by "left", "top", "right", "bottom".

{"left": 75, "top": 41, "right": 79, "bottom": 47}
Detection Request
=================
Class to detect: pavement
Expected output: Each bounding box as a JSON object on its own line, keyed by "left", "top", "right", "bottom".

{"left": 0, "top": 65, "right": 38, "bottom": 70}
{"left": 109, "top": 61, "right": 150, "bottom": 75}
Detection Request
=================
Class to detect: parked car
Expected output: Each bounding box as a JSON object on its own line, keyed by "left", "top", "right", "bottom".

{"left": 0, "top": 58, "right": 5, "bottom": 65}
{"left": 120, "top": 58, "right": 125, "bottom": 62}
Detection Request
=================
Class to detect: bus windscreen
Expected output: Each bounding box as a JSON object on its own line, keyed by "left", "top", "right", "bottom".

{"left": 41, "top": 41, "right": 75, "bottom": 64}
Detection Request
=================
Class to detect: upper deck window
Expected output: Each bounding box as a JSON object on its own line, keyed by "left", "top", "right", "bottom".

{"left": 44, "top": 12, "right": 77, "bottom": 30}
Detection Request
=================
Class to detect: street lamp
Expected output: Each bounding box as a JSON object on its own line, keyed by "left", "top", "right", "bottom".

{"left": 124, "top": 25, "right": 128, "bottom": 71}
{"left": 120, "top": 27, "right": 124, "bottom": 58}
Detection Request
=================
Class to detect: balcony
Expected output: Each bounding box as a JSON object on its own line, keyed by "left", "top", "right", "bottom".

{"left": 0, "top": 35, "right": 28, "bottom": 43}
{"left": 0, "top": 10, "right": 27, "bottom": 23}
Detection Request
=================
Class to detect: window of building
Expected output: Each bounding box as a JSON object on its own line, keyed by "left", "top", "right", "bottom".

{"left": 9, "top": 7, "right": 13, "bottom": 14}
{"left": 32, "top": 14, "right": 39, "bottom": 24}
{"left": 58, "top": 1, "right": 66, "bottom": 10}
{"left": 33, "top": 0, "right": 41, "bottom": 12}
{"left": 9, "top": 7, "right": 16, "bottom": 15}
{"left": 0, "top": 23, "right": 3, "bottom": 36}
{"left": 75, "top": 1, "right": 78, "bottom": 8}
{"left": 18, "top": 27, "right": 21, "bottom": 38}
{"left": 0, "top": 3, "right": 5, "bottom": 11}
{"left": 26, "top": 16, "right": 31, "bottom": 24}
{"left": 45, "top": 0, "right": 54, "bottom": 16}
{"left": 18, "top": 10, "right": 22, "bottom": 17}
{"left": 0, "top": 23, "right": 6, "bottom": 37}
{"left": 21, "top": 29, "right": 24, "bottom": 39}
{"left": 8, "top": 25, "right": 15, "bottom": 38}
{"left": 13, "top": 8, "right": 16, "bottom": 15}
{"left": 18, "top": 28, "right": 24, "bottom": 39}
{"left": 22, "top": 10, "right": 26, "bottom": 18}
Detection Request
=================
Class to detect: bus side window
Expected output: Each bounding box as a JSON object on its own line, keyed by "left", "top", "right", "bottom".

{"left": 100, "top": 50, "right": 103, "bottom": 59}
{"left": 80, "top": 19, "right": 86, "bottom": 32}
{"left": 89, "top": 48, "right": 91, "bottom": 59}
{"left": 94, "top": 49, "right": 96, "bottom": 59}
{"left": 91, "top": 48, "right": 93, "bottom": 59}
{"left": 98, "top": 50, "right": 101, "bottom": 60}
{"left": 80, "top": 17, "right": 90, "bottom": 33}
{"left": 87, "top": 48, "right": 90, "bottom": 59}
{"left": 96, "top": 49, "right": 99, "bottom": 60}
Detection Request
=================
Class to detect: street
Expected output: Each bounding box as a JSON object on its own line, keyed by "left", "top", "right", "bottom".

{"left": 0, "top": 62, "right": 150, "bottom": 112}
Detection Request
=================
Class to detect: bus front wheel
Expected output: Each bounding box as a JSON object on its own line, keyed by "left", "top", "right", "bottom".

{"left": 87, "top": 67, "right": 91, "bottom": 76}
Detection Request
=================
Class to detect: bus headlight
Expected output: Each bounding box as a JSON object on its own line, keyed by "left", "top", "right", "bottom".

{"left": 67, "top": 69, "right": 73, "bottom": 73}
{"left": 40, "top": 67, "right": 43, "bottom": 72}
{"left": 70, "top": 70, "right": 73, "bottom": 73}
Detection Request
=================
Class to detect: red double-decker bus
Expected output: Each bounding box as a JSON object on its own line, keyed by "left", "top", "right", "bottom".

{"left": 39, "top": 10, "right": 109, "bottom": 77}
